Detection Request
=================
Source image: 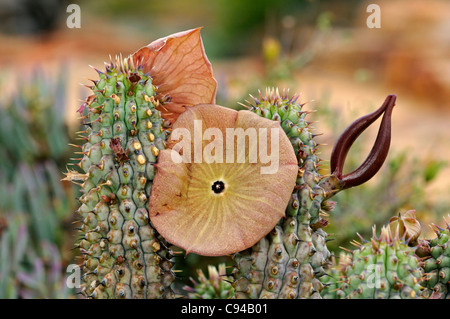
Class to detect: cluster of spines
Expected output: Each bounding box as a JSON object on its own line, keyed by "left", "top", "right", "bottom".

{"left": 416, "top": 217, "right": 450, "bottom": 299}
{"left": 326, "top": 226, "right": 424, "bottom": 299}
{"left": 243, "top": 89, "right": 319, "bottom": 162}
{"left": 184, "top": 264, "right": 235, "bottom": 299}
{"left": 66, "top": 56, "right": 177, "bottom": 299}
{"left": 320, "top": 253, "right": 351, "bottom": 299}
{"left": 232, "top": 88, "right": 333, "bottom": 299}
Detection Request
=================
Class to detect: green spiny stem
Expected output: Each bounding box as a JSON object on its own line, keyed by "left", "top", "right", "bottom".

{"left": 322, "top": 224, "right": 424, "bottom": 299}
{"left": 232, "top": 89, "right": 332, "bottom": 299}
{"left": 232, "top": 89, "right": 396, "bottom": 299}
{"left": 416, "top": 217, "right": 450, "bottom": 299}
{"left": 65, "top": 57, "right": 175, "bottom": 299}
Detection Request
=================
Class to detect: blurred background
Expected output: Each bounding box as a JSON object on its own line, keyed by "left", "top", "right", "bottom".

{"left": 0, "top": 0, "right": 449, "bottom": 298}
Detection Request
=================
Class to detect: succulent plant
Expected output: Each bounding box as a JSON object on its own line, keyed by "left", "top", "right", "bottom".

{"left": 415, "top": 216, "right": 450, "bottom": 299}
{"left": 230, "top": 89, "right": 396, "bottom": 299}
{"left": 184, "top": 263, "right": 234, "bottom": 299}
{"left": 327, "top": 220, "right": 424, "bottom": 299}
{"left": 67, "top": 27, "right": 401, "bottom": 300}
{"left": 147, "top": 87, "right": 396, "bottom": 298}
{"left": 320, "top": 210, "right": 450, "bottom": 299}
{"left": 319, "top": 252, "right": 351, "bottom": 299}
{"left": 64, "top": 28, "right": 217, "bottom": 299}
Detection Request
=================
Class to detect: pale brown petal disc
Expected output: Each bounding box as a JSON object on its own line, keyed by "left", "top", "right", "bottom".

{"left": 131, "top": 28, "right": 217, "bottom": 124}
{"left": 149, "top": 104, "right": 298, "bottom": 256}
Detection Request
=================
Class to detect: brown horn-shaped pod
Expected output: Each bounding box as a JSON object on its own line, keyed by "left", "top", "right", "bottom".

{"left": 329, "top": 94, "right": 396, "bottom": 190}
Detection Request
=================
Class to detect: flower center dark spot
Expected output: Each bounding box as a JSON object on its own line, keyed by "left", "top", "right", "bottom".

{"left": 211, "top": 181, "right": 225, "bottom": 194}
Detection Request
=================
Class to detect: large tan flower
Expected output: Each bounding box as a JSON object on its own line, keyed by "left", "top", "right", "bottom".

{"left": 131, "top": 28, "right": 217, "bottom": 124}
{"left": 149, "top": 104, "right": 298, "bottom": 256}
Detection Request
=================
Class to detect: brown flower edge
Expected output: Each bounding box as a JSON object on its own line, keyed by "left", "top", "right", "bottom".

{"left": 80, "top": 28, "right": 217, "bottom": 123}
{"left": 148, "top": 104, "right": 298, "bottom": 256}
{"left": 131, "top": 27, "right": 217, "bottom": 124}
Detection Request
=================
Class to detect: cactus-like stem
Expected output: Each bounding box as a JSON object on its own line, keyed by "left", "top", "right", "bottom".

{"left": 65, "top": 28, "right": 217, "bottom": 299}
{"left": 232, "top": 89, "right": 396, "bottom": 299}
{"left": 415, "top": 216, "right": 450, "bottom": 299}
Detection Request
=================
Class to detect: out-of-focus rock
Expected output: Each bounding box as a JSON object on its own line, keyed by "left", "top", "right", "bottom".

{"left": 312, "top": 0, "right": 450, "bottom": 109}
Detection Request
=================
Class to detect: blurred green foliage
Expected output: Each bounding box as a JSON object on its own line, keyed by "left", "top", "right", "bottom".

{"left": 0, "top": 214, "right": 72, "bottom": 298}
{"left": 0, "top": 68, "right": 78, "bottom": 298}
{"left": 0, "top": 69, "right": 69, "bottom": 170}
{"left": 79, "top": 0, "right": 365, "bottom": 58}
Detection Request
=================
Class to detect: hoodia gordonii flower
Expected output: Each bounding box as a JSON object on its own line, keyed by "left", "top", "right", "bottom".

{"left": 148, "top": 104, "right": 298, "bottom": 256}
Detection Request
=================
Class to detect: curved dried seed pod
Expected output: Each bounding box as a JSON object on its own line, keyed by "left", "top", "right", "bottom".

{"left": 330, "top": 94, "right": 396, "bottom": 189}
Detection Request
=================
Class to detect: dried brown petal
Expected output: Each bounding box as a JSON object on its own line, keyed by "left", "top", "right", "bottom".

{"left": 131, "top": 28, "right": 217, "bottom": 124}
{"left": 389, "top": 210, "right": 421, "bottom": 246}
